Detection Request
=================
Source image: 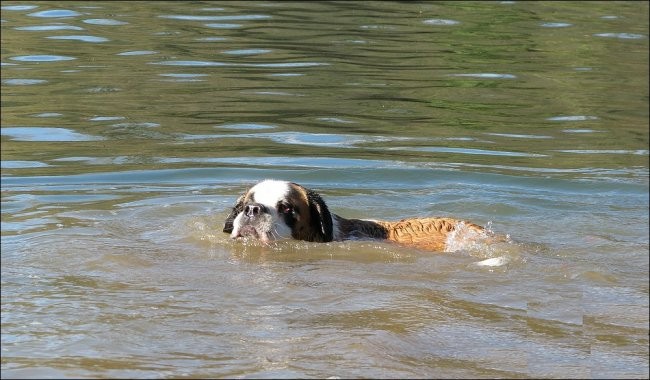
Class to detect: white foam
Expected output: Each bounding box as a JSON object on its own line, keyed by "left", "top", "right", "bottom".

{"left": 474, "top": 256, "right": 510, "bottom": 267}
{"left": 444, "top": 221, "right": 490, "bottom": 252}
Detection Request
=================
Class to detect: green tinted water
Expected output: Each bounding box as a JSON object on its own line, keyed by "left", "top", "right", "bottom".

{"left": 2, "top": 1, "right": 648, "bottom": 378}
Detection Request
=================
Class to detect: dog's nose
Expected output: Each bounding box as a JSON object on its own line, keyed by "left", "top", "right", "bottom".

{"left": 244, "top": 203, "right": 265, "bottom": 217}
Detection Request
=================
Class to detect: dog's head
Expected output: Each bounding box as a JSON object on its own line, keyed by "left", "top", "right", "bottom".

{"left": 223, "top": 180, "right": 334, "bottom": 243}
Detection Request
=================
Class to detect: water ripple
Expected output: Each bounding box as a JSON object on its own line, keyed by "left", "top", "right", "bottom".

{"left": 158, "top": 156, "right": 397, "bottom": 169}
{"left": 28, "top": 9, "right": 81, "bottom": 18}
{"left": 46, "top": 35, "right": 109, "bottom": 43}
{"left": 593, "top": 33, "right": 646, "bottom": 39}
{"left": 269, "top": 73, "right": 304, "bottom": 77}
{"left": 555, "top": 150, "right": 648, "bottom": 155}
{"left": 111, "top": 122, "right": 160, "bottom": 128}
{"left": 159, "top": 73, "right": 209, "bottom": 78}
{"left": 150, "top": 60, "right": 327, "bottom": 68}
{"left": 448, "top": 73, "right": 517, "bottom": 79}
{"left": 562, "top": 129, "right": 602, "bottom": 133}
{"left": 117, "top": 50, "right": 158, "bottom": 56}
{"left": 32, "top": 113, "right": 63, "bottom": 117}
{"left": 486, "top": 133, "right": 552, "bottom": 139}
{"left": 2, "top": 79, "right": 48, "bottom": 85}
{"left": 216, "top": 123, "right": 276, "bottom": 130}
{"left": 89, "top": 116, "right": 125, "bottom": 121}
{"left": 180, "top": 131, "right": 407, "bottom": 148}
{"left": 150, "top": 60, "right": 228, "bottom": 67}
{"left": 1, "top": 127, "right": 103, "bottom": 142}
{"left": 10, "top": 54, "right": 76, "bottom": 62}
{"left": 159, "top": 73, "right": 208, "bottom": 82}
{"left": 423, "top": 19, "right": 460, "bottom": 26}
{"left": 196, "top": 37, "right": 228, "bottom": 42}
{"left": 223, "top": 49, "right": 272, "bottom": 55}
{"left": 390, "top": 146, "right": 547, "bottom": 157}
{"left": 317, "top": 117, "right": 355, "bottom": 124}
{"left": 1, "top": 5, "right": 39, "bottom": 11}
{"left": 204, "top": 23, "right": 241, "bottom": 29}
{"left": 247, "top": 62, "right": 328, "bottom": 68}
{"left": 82, "top": 18, "right": 128, "bottom": 26}
{"left": 1, "top": 161, "right": 49, "bottom": 169}
{"left": 159, "top": 14, "right": 271, "bottom": 21}
{"left": 547, "top": 115, "right": 599, "bottom": 121}
{"left": 15, "top": 24, "right": 84, "bottom": 31}
{"left": 540, "top": 22, "right": 572, "bottom": 28}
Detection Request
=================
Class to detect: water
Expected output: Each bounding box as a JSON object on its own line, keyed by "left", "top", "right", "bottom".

{"left": 1, "top": 1, "right": 648, "bottom": 378}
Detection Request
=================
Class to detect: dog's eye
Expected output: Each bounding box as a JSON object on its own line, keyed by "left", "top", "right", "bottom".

{"left": 279, "top": 203, "right": 293, "bottom": 214}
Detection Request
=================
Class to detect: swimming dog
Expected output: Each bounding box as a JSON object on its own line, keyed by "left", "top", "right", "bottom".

{"left": 223, "top": 179, "right": 498, "bottom": 252}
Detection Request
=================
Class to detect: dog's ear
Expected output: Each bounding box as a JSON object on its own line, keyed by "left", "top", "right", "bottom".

{"left": 306, "top": 188, "right": 333, "bottom": 242}
{"left": 223, "top": 194, "right": 245, "bottom": 233}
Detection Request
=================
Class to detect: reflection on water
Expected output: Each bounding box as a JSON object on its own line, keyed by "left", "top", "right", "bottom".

{"left": 9, "top": 54, "right": 76, "bottom": 61}
{"left": 1, "top": 127, "right": 104, "bottom": 141}
{"left": 1, "top": 1, "right": 648, "bottom": 378}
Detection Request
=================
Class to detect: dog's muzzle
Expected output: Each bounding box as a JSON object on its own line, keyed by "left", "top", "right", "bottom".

{"left": 231, "top": 202, "right": 274, "bottom": 242}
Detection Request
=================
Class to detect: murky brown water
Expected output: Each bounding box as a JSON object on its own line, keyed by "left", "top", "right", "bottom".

{"left": 2, "top": 1, "right": 648, "bottom": 378}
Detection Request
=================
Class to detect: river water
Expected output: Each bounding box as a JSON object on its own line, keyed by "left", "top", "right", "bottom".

{"left": 1, "top": 1, "right": 648, "bottom": 378}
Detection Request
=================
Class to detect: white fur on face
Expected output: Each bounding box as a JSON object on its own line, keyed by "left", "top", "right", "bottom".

{"left": 249, "top": 179, "right": 291, "bottom": 208}
{"left": 229, "top": 212, "right": 244, "bottom": 238}
{"left": 230, "top": 180, "right": 293, "bottom": 242}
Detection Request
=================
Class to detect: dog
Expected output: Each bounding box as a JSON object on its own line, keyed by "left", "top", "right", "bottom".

{"left": 223, "top": 179, "right": 500, "bottom": 252}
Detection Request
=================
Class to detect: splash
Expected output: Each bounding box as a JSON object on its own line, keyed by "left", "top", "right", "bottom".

{"left": 445, "top": 221, "right": 516, "bottom": 267}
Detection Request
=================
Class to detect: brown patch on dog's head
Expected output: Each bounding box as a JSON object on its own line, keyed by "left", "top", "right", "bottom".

{"left": 287, "top": 183, "right": 333, "bottom": 242}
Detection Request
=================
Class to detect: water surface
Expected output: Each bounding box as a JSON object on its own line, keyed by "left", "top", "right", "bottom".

{"left": 1, "top": 1, "right": 648, "bottom": 378}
